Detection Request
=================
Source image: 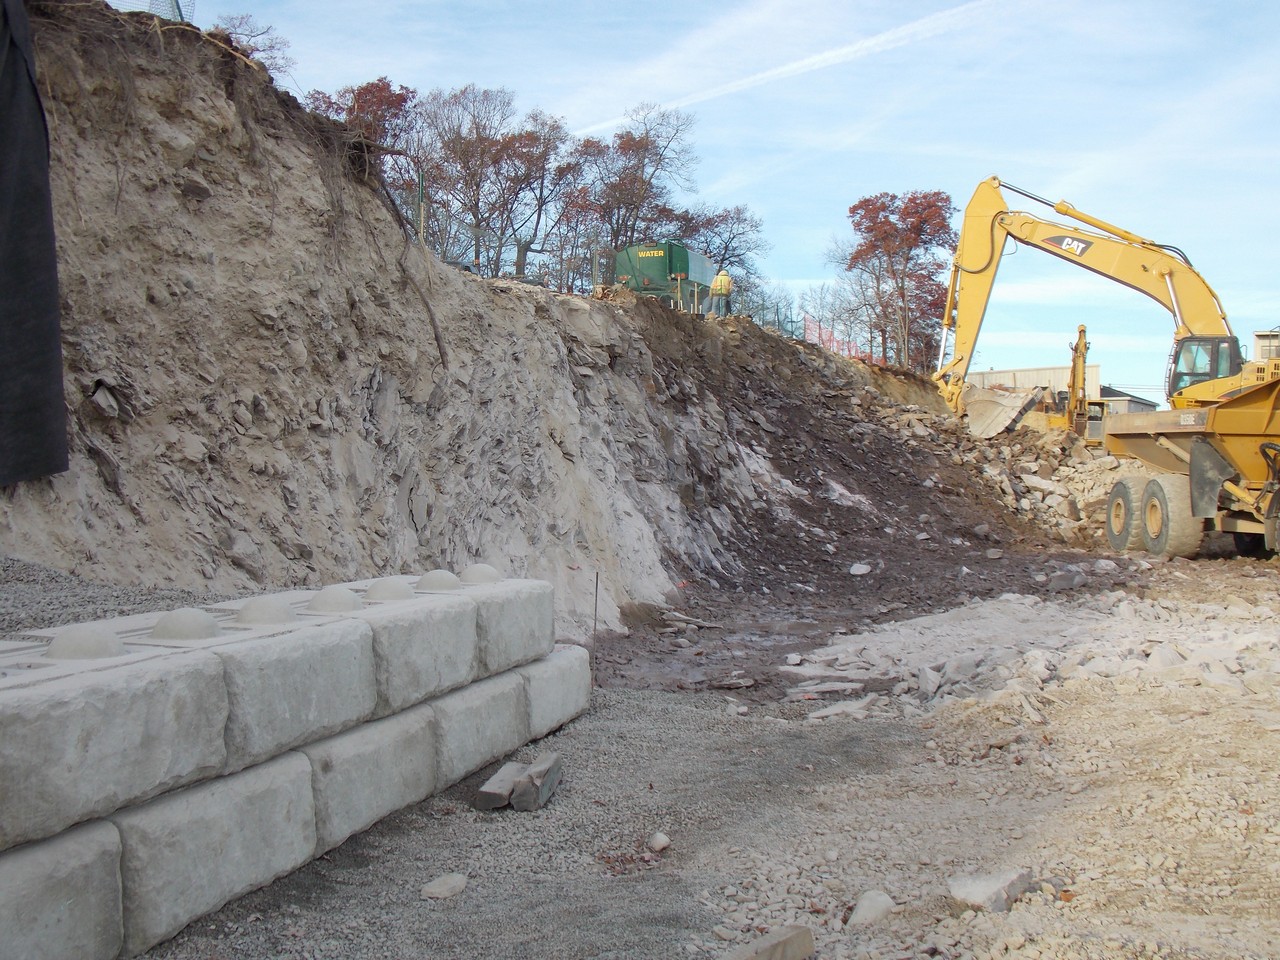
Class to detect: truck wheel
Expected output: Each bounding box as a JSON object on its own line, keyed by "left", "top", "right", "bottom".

{"left": 1140, "top": 475, "right": 1203, "bottom": 558}
{"left": 1104, "top": 480, "right": 1144, "bottom": 552}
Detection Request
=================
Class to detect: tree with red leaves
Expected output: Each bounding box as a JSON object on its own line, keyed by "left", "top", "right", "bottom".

{"left": 844, "top": 190, "right": 956, "bottom": 371}
{"left": 305, "top": 77, "right": 418, "bottom": 150}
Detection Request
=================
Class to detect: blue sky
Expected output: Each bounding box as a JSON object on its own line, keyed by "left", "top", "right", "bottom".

{"left": 188, "top": 0, "right": 1280, "bottom": 405}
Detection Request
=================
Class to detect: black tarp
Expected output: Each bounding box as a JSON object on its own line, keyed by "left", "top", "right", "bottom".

{"left": 0, "top": 0, "right": 67, "bottom": 485}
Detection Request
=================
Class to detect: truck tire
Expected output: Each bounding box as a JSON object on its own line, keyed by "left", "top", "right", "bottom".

{"left": 1140, "top": 475, "right": 1203, "bottom": 558}
{"left": 1104, "top": 479, "right": 1144, "bottom": 552}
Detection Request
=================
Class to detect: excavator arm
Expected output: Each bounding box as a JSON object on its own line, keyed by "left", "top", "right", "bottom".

{"left": 934, "top": 176, "right": 1239, "bottom": 412}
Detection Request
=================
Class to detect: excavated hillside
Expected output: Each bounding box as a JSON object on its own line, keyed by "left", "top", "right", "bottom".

{"left": 9, "top": 9, "right": 1280, "bottom": 960}
{"left": 4, "top": 1, "right": 1081, "bottom": 641}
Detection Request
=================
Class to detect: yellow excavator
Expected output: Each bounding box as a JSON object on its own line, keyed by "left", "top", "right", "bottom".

{"left": 1039, "top": 324, "right": 1104, "bottom": 440}
{"left": 935, "top": 176, "right": 1280, "bottom": 558}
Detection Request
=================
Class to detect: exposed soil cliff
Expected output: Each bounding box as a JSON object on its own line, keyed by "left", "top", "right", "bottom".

{"left": 6, "top": 2, "right": 1059, "bottom": 638}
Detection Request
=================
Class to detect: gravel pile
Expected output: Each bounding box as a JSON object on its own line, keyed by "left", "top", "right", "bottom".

{"left": 0, "top": 555, "right": 231, "bottom": 639}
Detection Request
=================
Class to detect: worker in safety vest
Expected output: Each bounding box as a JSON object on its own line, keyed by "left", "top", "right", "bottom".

{"left": 708, "top": 269, "right": 732, "bottom": 317}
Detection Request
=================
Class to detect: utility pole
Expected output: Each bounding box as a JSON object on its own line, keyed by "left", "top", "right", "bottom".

{"left": 417, "top": 170, "right": 426, "bottom": 249}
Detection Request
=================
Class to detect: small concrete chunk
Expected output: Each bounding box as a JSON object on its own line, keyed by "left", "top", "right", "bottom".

{"left": 848, "top": 889, "right": 895, "bottom": 924}
{"left": 510, "top": 751, "right": 563, "bottom": 812}
{"left": 112, "top": 753, "right": 316, "bottom": 956}
{"left": 420, "top": 872, "right": 467, "bottom": 899}
{"left": 0, "top": 653, "right": 228, "bottom": 852}
{"left": 0, "top": 821, "right": 123, "bottom": 960}
{"left": 473, "top": 760, "right": 528, "bottom": 811}
{"left": 467, "top": 580, "right": 555, "bottom": 676}
{"left": 303, "top": 704, "right": 437, "bottom": 853}
{"left": 433, "top": 672, "right": 530, "bottom": 788}
{"left": 948, "top": 867, "right": 1036, "bottom": 912}
{"left": 517, "top": 643, "right": 591, "bottom": 739}
{"left": 217, "top": 621, "right": 377, "bottom": 772}
{"left": 721, "top": 924, "right": 817, "bottom": 960}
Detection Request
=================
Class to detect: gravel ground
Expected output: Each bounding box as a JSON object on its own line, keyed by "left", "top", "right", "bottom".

{"left": 4, "top": 555, "right": 1277, "bottom": 960}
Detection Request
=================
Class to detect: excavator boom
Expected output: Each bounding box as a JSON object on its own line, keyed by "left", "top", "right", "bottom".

{"left": 935, "top": 177, "right": 1239, "bottom": 411}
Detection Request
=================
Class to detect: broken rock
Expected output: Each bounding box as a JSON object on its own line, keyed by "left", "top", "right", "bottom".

{"left": 420, "top": 873, "right": 467, "bottom": 900}
{"left": 848, "top": 889, "right": 895, "bottom": 924}
{"left": 473, "top": 760, "right": 528, "bottom": 811}
{"left": 948, "top": 868, "right": 1035, "bottom": 912}
{"left": 510, "top": 751, "right": 563, "bottom": 812}
{"left": 721, "top": 924, "right": 816, "bottom": 960}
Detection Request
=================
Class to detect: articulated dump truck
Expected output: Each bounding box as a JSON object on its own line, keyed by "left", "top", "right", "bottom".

{"left": 935, "top": 176, "right": 1280, "bottom": 559}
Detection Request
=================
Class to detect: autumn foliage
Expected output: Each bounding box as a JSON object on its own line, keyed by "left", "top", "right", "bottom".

{"left": 303, "top": 78, "right": 768, "bottom": 291}
{"left": 844, "top": 191, "right": 956, "bottom": 371}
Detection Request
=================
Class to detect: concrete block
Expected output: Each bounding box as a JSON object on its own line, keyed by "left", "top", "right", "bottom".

{"left": 0, "top": 643, "right": 171, "bottom": 694}
{"left": 433, "top": 671, "right": 529, "bottom": 788}
{"left": 517, "top": 643, "right": 592, "bottom": 739}
{"left": 112, "top": 752, "right": 316, "bottom": 956}
{"left": 216, "top": 621, "right": 377, "bottom": 772}
{"left": 351, "top": 594, "right": 479, "bottom": 717}
{"left": 0, "top": 821, "right": 123, "bottom": 960}
{"left": 302, "top": 703, "right": 436, "bottom": 853}
{"left": 0, "top": 653, "right": 228, "bottom": 852}
{"left": 467, "top": 579, "right": 555, "bottom": 675}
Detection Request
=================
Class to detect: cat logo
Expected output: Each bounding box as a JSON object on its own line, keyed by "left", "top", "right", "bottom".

{"left": 1045, "top": 235, "right": 1092, "bottom": 257}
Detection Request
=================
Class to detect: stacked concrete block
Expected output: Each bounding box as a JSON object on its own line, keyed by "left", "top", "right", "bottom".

{"left": 111, "top": 753, "right": 317, "bottom": 956}
{"left": 518, "top": 643, "right": 593, "bottom": 739}
{"left": 0, "top": 821, "right": 123, "bottom": 960}
{"left": 0, "top": 571, "right": 592, "bottom": 958}
{"left": 350, "top": 593, "right": 479, "bottom": 717}
{"left": 216, "top": 621, "right": 377, "bottom": 772}
{"left": 433, "top": 671, "right": 531, "bottom": 787}
{"left": 468, "top": 579, "right": 556, "bottom": 674}
{"left": 0, "top": 652, "right": 229, "bottom": 850}
{"left": 303, "top": 702, "right": 437, "bottom": 852}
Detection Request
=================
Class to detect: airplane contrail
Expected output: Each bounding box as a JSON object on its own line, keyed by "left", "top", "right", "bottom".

{"left": 576, "top": 0, "right": 1005, "bottom": 135}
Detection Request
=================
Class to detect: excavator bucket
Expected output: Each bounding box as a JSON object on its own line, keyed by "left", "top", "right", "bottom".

{"left": 960, "top": 383, "right": 1042, "bottom": 439}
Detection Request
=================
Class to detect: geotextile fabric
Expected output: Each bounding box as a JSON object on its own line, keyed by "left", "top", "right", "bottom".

{"left": 0, "top": 0, "right": 68, "bottom": 485}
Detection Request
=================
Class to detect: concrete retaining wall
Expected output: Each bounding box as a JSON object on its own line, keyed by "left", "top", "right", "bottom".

{"left": 0, "top": 575, "right": 591, "bottom": 959}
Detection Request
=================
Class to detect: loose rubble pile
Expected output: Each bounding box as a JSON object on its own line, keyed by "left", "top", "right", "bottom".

{"left": 782, "top": 570, "right": 1279, "bottom": 719}
{"left": 688, "top": 575, "right": 1280, "bottom": 960}
{"left": 884, "top": 408, "right": 1160, "bottom": 551}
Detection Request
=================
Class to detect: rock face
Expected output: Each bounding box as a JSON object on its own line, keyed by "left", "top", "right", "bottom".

{"left": 4, "top": 4, "right": 974, "bottom": 638}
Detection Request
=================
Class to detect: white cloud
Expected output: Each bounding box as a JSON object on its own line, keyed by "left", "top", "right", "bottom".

{"left": 575, "top": 0, "right": 1007, "bottom": 134}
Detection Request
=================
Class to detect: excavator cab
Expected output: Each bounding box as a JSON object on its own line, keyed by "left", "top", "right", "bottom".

{"left": 1167, "top": 336, "right": 1243, "bottom": 399}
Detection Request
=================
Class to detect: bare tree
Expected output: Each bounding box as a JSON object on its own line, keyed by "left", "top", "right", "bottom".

{"left": 577, "top": 103, "right": 697, "bottom": 250}
{"left": 675, "top": 203, "right": 770, "bottom": 288}
{"left": 734, "top": 278, "right": 797, "bottom": 334}
{"left": 498, "top": 111, "right": 578, "bottom": 280}
{"left": 415, "top": 85, "right": 518, "bottom": 275}
{"left": 214, "top": 14, "right": 295, "bottom": 75}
